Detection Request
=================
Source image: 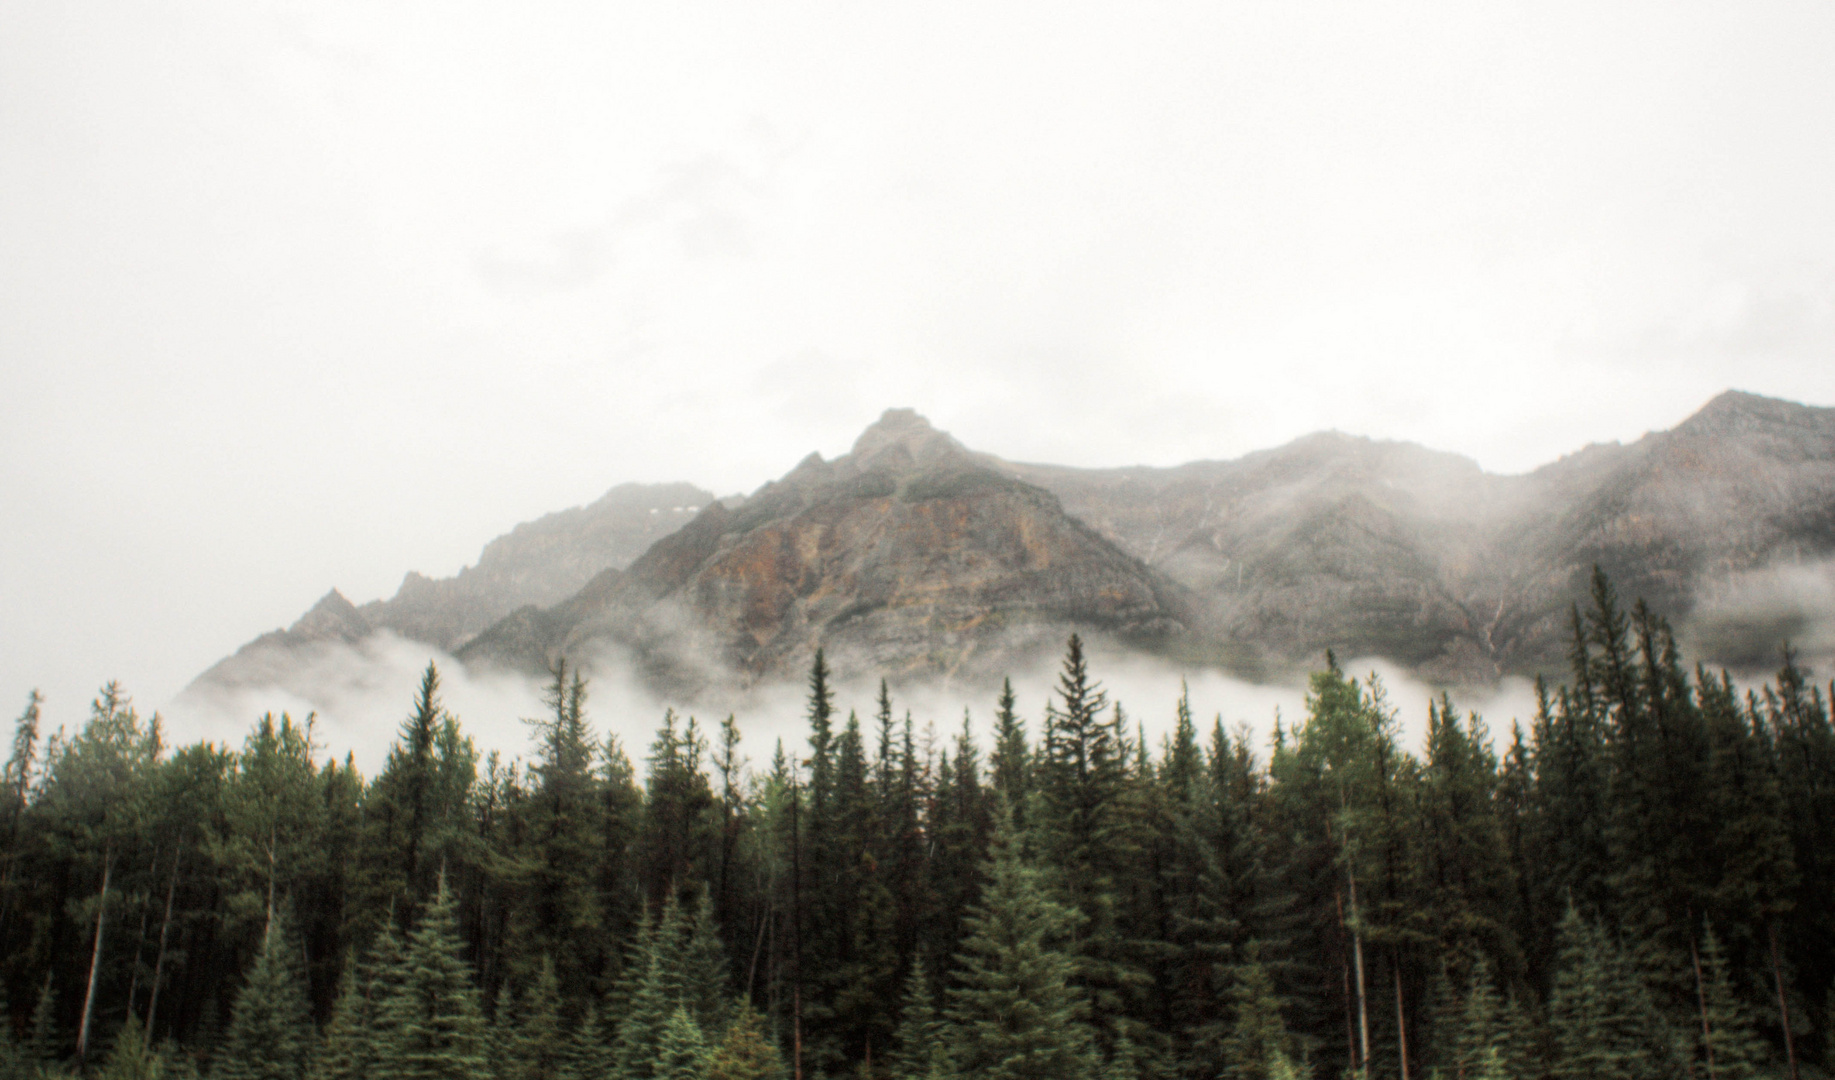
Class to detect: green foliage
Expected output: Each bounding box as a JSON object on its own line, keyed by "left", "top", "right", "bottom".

{"left": 213, "top": 908, "right": 314, "bottom": 1080}
{"left": 2, "top": 576, "right": 1833, "bottom": 1080}
{"left": 946, "top": 797, "right": 1097, "bottom": 1080}
{"left": 504, "top": 957, "right": 565, "bottom": 1080}
{"left": 706, "top": 1002, "right": 786, "bottom": 1080}
{"left": 373, "top": 877, "right": 490, "bottom": 1080}
{"left": 1547, "top": 906, "right": 1676, "bottom": 1080}
{"left": 657, "top": 1006, "right": 708, "bottom": 1080}
{"left": 1218, "top": 953, "right": 1308, "bottom": 1080}
{"left": 1698, "top": 924, "right": 1766, "bottom": 1080}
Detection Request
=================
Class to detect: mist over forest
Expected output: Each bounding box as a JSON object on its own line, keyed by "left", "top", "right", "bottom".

{"left": 2, "top": 568, "right": 1832, "bottom": 1080}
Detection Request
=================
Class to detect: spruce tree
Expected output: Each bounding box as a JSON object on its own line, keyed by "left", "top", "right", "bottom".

{"left": 374, "top": 877, "right": 490, "bottom": 1080}
{"left": 213, "top": 909, "right": 314, "bottom": 1080}
{"left": 312, "top": 958, "right": 374, "bottom": 1080}
{"left": 705, "top": 1002, "right": 786, "bottom": 1080}
{"left": 1547, "top": 906, "right": 1674, "bottom": 1080}
{"left": 946, "top": 797, "right": 1097, "bottom": 1080}
{"left": 656, "top": 1006, "right": 708, "bottom": 1080}
{"left": 507, "top": 957, "right": 566, "bottom": 1080}
{"left": 888, "top": 958, "right": 951, "bottom": 1080}
{"left": 27, "top": 976, "right": 60, "bottom": 1071}
{"left": 94, "top": 1017, "right": 159, "bottom": 1080}
{"left": 1699, "top": 924, "right": 1766, "bottom": 1080}
{"left": 682, "top": 893, "right": 732, "bottom": 1038}
{"left": 615, "top": 898, "right": 689, "bottom": 1080}
{"left": 1219, "top": 953, "right": 1307, "bottom": 1080}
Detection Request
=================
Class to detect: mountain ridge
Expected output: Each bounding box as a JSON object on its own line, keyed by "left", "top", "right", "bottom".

{"left": 189, "top": 391, "right": 1835, "bottom": 700}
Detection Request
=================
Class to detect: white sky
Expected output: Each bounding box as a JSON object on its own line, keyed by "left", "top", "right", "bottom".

{"left": 3, "top": 0, "right": 1834, "bottom": 744}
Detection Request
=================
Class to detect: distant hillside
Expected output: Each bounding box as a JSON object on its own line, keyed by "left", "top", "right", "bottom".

{"left": 192, "top": 481, "right": 713, "bottom": 690}
{"left": 191, "top": 392, "right": 1835, "bottom": 698}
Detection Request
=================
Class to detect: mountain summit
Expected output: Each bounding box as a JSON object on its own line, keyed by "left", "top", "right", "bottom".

{"left": 456, "top": 409, "right": 1190, "bottom": 690}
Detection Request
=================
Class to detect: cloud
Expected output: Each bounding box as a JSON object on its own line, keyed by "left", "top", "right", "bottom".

{"left": 164, "top": 626, "right": 1544, "bottom": 782}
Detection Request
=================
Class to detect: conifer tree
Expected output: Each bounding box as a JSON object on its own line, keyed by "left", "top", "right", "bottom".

{"left": 560, "top": 1003, "right": 612, "bottom": 1080}
{"left": 946, "top": 797, "right": 1097, "bottom": 1080}
{"left": 990, "top": 680, "right": 1030, "bottom": 821}
{"left": 615, "top": 898, "right": 689, "bottom": 1080}
{"left": 1547, "top": 906, "right": 1674, "bottom": 1080}
{"left": 888, "top": 958, "right": 951, "bottom": 1080}
{"left": 506, "top": 957, "right": 566, "bottom": 1080}
{"left": 312, "top": 958, "right": 372, "bottom": 1080}
{"left": 683, "top": 892, "right": 733, "bottom": 1038}
{"left": 374, "top": 876, "right": 490, "bottom": 1080}
{"left": 95, "top": 1016, "right": 159, "bottom": 1080}
{"left": 657, "top": 1006, "right": 708, "bottom": 1080}
{"left": 213, "top": 907, "right": 314, "bottom": 1080}
{"left": 1699, "top": 924, "right": 1766, "bottom": 1080}
{"left": 706, "top": 1002, "right": 786, "bottom": 1080}
{"left": 1219, "top": 952, "right": 1309, "bottom": 1080}
{"left": 27, "top": 976, "right": 61, "bottom": 1071}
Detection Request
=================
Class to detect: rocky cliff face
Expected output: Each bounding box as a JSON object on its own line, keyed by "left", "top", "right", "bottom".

{"left": 193, "top": 392, "right": 1835, "bottom": 698}
{"left": 1005, "top": 390, "right": 1835, "bottom": 681}
{"left": 456, "top": 410, "right": 1191, "bottom": 692}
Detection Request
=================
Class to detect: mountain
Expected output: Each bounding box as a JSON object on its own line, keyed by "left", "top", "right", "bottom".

{"left": 455, "top": 409, "right": 1192, "bottom": 692}
{"left": 191, "top": 391, "right": 1835, "bottom": 698}
{"left": 193, "top": 481, "right": 713, "bottom": 689}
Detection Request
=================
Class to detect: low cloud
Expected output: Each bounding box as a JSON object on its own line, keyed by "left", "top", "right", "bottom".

{"left": 165, "top": 626, "right": 1545, "bottom": 781}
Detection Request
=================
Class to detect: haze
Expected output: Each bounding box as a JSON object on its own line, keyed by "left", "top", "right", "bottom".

{"left": 4, "top": 1, "right": 1834, "bottom": 737}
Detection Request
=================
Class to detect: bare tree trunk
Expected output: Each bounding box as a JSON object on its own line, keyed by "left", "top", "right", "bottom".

{"left": 1692, "top": 933, "right": 1716, "bottom": 1080}
{"left": 1337, "top": 890, "right": 1357, "bottom": 1074}
{"left": 146, "top": 844, "right": 181, "bottom": 1038}
{"left": 125, "top": 845, "right": 164, "bottom": 1016}
{"left": 76, "top": 848, "right": 114, "bottom": 1066}
{"left": 1394, "top": 957, "right": 1411, "bottom": 1080}
{"left": 1770, "top": 923, "right": 1799, "bottom": 1080}
{"left": 746, "top": 900, "right": 769, "bottom": 999}
{"left": 1347, "top": 865, "right": 1371, "bottom": 1079}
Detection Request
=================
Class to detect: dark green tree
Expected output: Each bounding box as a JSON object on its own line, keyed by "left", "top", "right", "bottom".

{"left": 946, "top": 797, "right": 1097, "bottom": 1080}
{"left": 212, "top": 908, "right": 313, "bottom": 1080}
{"left": 373, "top": 877, "right": 490, "bottom": 1080}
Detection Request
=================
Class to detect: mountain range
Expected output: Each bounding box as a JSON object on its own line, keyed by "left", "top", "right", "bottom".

{"left": 190, "top": 391, "right": 1835, "bottom": 701}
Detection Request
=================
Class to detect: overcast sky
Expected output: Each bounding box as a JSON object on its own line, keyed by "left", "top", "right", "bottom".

{"left": 3, "top": 0, "right": 1834, "bottom": 736}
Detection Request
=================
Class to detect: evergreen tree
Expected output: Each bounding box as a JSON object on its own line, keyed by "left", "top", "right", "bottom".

{"left": 889, "top": 958, "right": 950, "bottom": 1080}
{"left": 946, "top": 797, "right": 1097, "bottom": 1080}
{"left": 213, "top": 908, "right": 313, "bottom": 1080}
{"left": 990, "top": 680, "right": 1029, "bottom": 818}
{"left": 1699, "top": 923, "right": 1766, "bottom": 1080}
{"left": 615, "top": 898, "right": 689, "bottom": 1080}
{"left": 95, "top": 1016, "right": 160, "bottom": 1080}
{"left": 682, "top": 893, "right": 732, "bottom": 1038}
{"left": 311, "top": 956, "right": 374, "bottom": 1080}
{"left": 1218, "top": 952, "right": 1309, "bottom": 1080}
{"left": 27, "top": 976, "right": 60, "bottom": 1070}
{"left": 1547, "top": 906, "right": 1674, "bottom": 1080}
{"left": 706, "top": 1002, "right": 786, "bottom": 1080}
{"left": 657, "top": 1006, "right": 708, "bottom": 1080}
{"left": 506, "top": 957, "right": 566, "bottom": 1080}
{"left": 374, "top": 877, "right": 490, "bottom": 1080}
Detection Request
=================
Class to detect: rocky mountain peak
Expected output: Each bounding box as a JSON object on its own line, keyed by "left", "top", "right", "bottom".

{"left": 847, "top": 408, "right": 970, "bottom": 472}
{"left": 290, "top": 589, "right": 368, "bottom": 642}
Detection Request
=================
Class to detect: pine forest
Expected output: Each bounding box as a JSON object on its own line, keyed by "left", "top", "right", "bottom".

{"left": 1, "top": 569, "right": 1832, "bottom": 1080}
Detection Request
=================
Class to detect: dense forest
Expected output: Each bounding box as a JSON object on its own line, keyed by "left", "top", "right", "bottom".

{"left": 1, "top": 570, "right": 1832, "bottom": 1080}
